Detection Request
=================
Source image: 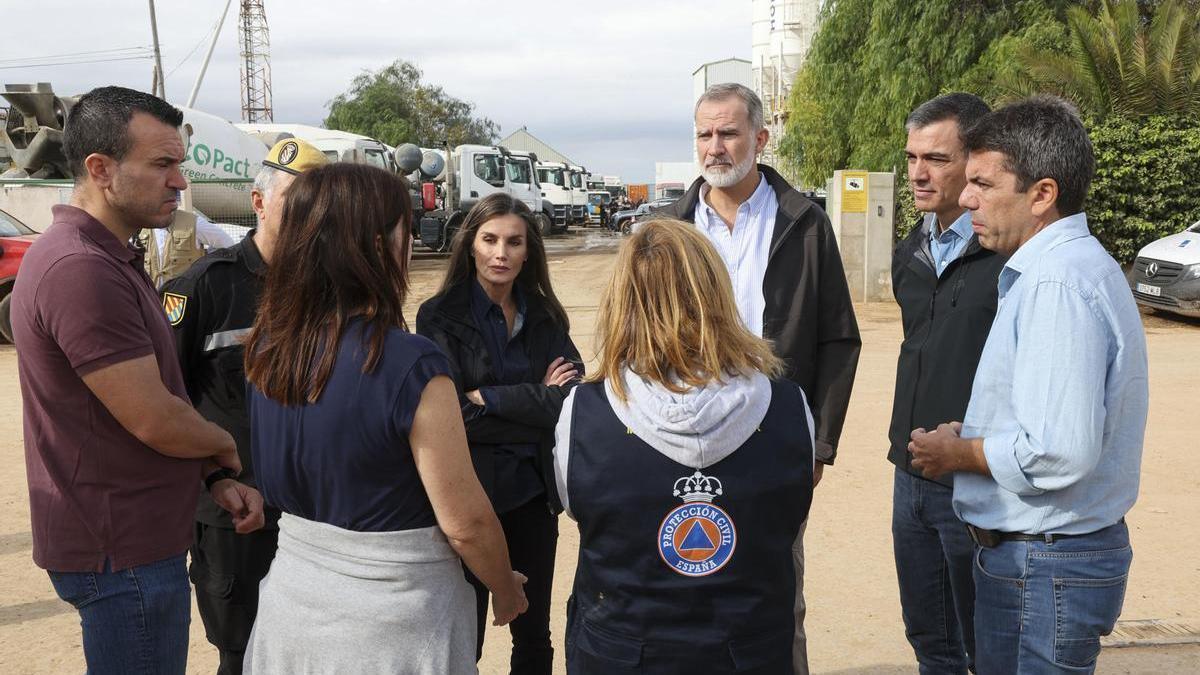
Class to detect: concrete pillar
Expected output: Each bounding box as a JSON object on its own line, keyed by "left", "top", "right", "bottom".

{"left": 827, "top": 170, "right": 895, "bottom": 302}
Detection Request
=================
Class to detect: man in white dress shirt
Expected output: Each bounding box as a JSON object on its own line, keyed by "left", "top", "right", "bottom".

{"left": 660, "top": 83, "right": 862, "bottom": 674}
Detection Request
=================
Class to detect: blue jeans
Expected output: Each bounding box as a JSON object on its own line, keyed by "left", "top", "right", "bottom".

{"left": 973, "top": 520, "right": 1131, "bottom": 674}
{"left": 892, "top": 468, "right": 976, "bottom": 674}
{"left": 48, "top": 553, "right": 191, "bottom": 675}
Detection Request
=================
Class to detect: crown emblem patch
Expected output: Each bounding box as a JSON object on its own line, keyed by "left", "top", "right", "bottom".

{"left": 657, "top": 470, "right": 737, "bottom": 577}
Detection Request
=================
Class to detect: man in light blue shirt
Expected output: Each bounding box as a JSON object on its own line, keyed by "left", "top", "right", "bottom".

{"left": 908, "top": 96, "right": 1148, "bottom": 675}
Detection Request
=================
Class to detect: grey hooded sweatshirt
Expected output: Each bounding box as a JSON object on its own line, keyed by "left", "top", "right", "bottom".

{"left": 552, "top": 369, "right": 814, "bottom": 518}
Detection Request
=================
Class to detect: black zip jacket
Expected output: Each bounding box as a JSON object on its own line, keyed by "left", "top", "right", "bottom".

{"left": 660, "top": 165, "right": 861, "bottom": 463}
{"left": 415, "top": 281, "right": 581, "bottom": 513}
{"left": 162, "top": 233, "right": 280, "bottom": 528}
{"left": 889, "top": 217, "right": 1007, "bottom": 486}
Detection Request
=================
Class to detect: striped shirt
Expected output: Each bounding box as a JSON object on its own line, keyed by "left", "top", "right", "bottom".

{"left": 693, "top": 174, "right": 778, "bottom": 337}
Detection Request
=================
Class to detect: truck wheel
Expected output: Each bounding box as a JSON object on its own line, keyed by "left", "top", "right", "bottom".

{"left": 0, "top": 293, "right": 13, "bottom": 344}
{"left": 533, "top": 212, "right": 553, "bottom": 237}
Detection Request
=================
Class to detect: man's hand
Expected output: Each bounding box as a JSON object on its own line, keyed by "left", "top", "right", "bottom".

{"left": 210, "top": 480, "right": 266, "bottom": 534}
{"left": 213, "top": 449, "right": 243, "bottom": 475}
{"left": 908, "top": 422, "right": 989, "bottom": 480}
{"left": 465, "top": 389, "right": 485, "bottom": 406}
{"left": 813, "top": 462, "right": 825, "bottom": 488}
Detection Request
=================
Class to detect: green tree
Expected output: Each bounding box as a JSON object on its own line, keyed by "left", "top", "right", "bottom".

{"left": 324, "top": 60, "right": 499, "bottom": 147}
{"left": 1005, "top": 0, "right": 1200, "bottom": 118}
{"left": 780, "top": 0, "right": 1075, "bottom": 188}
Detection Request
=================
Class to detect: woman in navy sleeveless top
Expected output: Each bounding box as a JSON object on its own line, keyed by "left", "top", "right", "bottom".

{"left": 553, "top": 219, "right": 815, "bottom": 674}
{"left": 240, "top": 164, "right": 528, "bottom": 673}
{"left": 417, "top": 193, "right": 580, "bottom": 674}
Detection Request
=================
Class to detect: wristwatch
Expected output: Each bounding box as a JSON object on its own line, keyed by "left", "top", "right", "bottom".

{"left": 204, "top": 467, "right": 238, "bottom": 491}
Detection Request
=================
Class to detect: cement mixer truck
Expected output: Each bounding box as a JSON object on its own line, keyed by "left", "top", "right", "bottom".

{"left": 410, "top": 144, "right": 555, "bottom": 252}
{"left": 237, "top": 123, "right": 394, "bottom": 172}
{"left": 1, "top": 82, "right": 268, "bottom": 230}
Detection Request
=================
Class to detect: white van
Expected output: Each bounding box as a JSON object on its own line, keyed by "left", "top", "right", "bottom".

{"left": 1127, "top": 219, "right": 1200, "bottom": 318}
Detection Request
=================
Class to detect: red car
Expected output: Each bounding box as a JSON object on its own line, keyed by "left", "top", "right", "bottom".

{"left": 0, "top": 207, "right": 38, "bottom": 343}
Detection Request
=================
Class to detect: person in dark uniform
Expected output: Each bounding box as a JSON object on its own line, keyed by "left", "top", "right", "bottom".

{"left": 161, "top": 138, "right": 328, "bottom": 674}
{"left": 553, "top": 219, "right": 815, "bottom": 674}
{"left": 416, "top": 192, "right": 580, "bottom": 675}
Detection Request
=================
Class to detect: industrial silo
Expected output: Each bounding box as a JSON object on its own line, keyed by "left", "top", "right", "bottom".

{"left": 751, "top": 0, "right": 774, "bottom": 120}
{"left": 752, "top": 0, "right": 822, "bottom": 170}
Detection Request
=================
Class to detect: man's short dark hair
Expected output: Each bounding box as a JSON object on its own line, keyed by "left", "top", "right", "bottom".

{"left": 63, "top": 86, "right": 184, "bottom": 179}
{"left": 963, "top": 95, "right": 1095, "bottom": 216}
{"left": 905, "top": 92, "right": 991, "bottom": 139}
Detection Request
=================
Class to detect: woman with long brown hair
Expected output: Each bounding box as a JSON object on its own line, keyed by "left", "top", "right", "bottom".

{"left": 416, "top": 192, "right": 579, "bottom": 675}
{"left": 553, "top": 218, "right": 815, "bottom": 674}
{"left": 241, "top": 163, "right": 526, "bottom": 673}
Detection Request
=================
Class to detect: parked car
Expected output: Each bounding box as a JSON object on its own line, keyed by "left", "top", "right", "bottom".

{"left": 0, "top": 207, "right": 39, "bottom": 343}
{"left": 1127, "top": 219, "right": 1200, "bottom": 319}
{"left": 626, "top": 198, "right": 677, "bottom": 235}
{"left": 608, "top": 204, "right": 640, "bottom": 232}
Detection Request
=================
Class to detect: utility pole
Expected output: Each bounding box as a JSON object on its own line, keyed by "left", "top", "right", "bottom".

{"left": 238, "top": 0, "right": 274, "bottom": 122}
{"left": 188, "top": 0, "right": 234, "bottom": 108}
{"left": 148, "top": 0, "right": 166, "bottom": 99}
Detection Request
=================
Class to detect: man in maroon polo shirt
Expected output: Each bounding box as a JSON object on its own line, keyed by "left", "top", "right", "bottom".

{"left": 10, "top": 86, "right": 264, "bottom": 675}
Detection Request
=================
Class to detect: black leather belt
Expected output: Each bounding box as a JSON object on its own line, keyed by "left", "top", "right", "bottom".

{"left": 966, "top": 524, "right": 1084, "bottom": 548}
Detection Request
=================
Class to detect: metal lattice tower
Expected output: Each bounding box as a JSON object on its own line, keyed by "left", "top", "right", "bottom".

{"left": 238, "top": 0, "right": 273, "bottom": 122}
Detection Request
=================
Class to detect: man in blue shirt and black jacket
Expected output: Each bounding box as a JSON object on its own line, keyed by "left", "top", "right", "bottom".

{"left": 889, "top": 93, "right": 1000, "bottom": 675}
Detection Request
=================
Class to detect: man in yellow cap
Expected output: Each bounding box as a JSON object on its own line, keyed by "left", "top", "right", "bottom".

{"left": 160, "top": 137, "right": 329, "bottom": 674}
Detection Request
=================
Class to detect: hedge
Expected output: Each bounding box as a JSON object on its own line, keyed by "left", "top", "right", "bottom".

{"left": 1086, "top": 114, "right": 1200, "bottom": 264}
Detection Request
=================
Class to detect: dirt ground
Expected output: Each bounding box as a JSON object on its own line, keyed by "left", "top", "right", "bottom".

{"left": 1, "top": 241, "right": 1198, "bottom": 673}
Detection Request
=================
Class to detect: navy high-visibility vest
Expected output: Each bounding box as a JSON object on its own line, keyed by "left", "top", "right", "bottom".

{"left": 565, "top": 379, "right": 814, "bottom": 674}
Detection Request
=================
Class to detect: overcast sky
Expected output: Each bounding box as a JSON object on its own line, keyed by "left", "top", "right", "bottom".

{"left": 3, "top": 1, "right": 750, "bottom": 182}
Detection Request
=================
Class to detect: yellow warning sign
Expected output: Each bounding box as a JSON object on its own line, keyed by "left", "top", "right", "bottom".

{"left": 841, "top": 171, "right": 868, "bottom": 213}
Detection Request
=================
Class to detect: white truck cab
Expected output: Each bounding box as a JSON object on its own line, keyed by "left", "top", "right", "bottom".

{"left": 504, "top": 150, "right": 540, "bottom": 214}
{"left": 603, "top": 175, "right": 625, "bottom": 201}
{"left": 536, "top": 160, "right": 574, "bottom": 229}
{"left": 455, "top": 144, "right": 509, "bottom": 211}
{"left": 567, "top": 165, "right": 589, "bottom": 225}
{"left": 236, "top": 123, "right": 393, "bottom": 171}
{"left": 506, "top": 150, "right": 557, "bottom": 234}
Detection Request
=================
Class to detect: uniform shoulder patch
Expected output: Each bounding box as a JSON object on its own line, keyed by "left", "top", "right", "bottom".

{"left": 162, "top": 292, "right": 188, "bottom": 326}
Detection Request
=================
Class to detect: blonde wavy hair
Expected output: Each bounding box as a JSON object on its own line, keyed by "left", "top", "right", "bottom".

{"left": 590, "top": 218, "right": 782, "bottom": 402}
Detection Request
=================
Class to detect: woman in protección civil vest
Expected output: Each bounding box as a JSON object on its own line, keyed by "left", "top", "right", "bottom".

{"left": 553, "top": 218, "right": 815, "bottom": 674}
